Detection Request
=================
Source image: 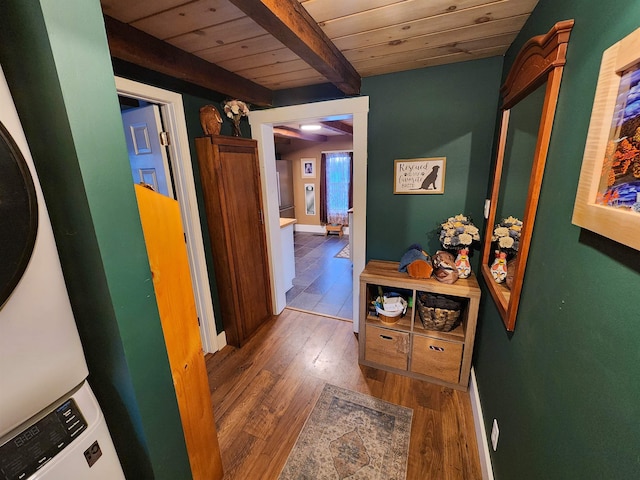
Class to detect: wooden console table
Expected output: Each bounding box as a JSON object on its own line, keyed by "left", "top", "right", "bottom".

{"left": 359, "top": 260, "right": 481, "bottom": 390}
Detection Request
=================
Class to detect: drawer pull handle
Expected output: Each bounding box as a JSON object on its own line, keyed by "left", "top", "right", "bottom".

{"left": 380, "top": 335, "right": 393, "bottom": 340}
{"left": 429, "top": 345, "right": 445, "bottom": 352}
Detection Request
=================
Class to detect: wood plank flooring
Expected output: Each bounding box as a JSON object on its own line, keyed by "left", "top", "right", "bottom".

{"left": 206, "top": 308, "right": 482, "bottom": 480}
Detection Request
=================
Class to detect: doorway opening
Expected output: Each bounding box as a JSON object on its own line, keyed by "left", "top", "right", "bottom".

{"left": 249, "top": 96, "right": 369, "bottom": 332}
{"left": 115, "top": 77, "right": 221, "bottom": 353}
{"left": 276, "top": 141, "right": 354, "bottom": 319}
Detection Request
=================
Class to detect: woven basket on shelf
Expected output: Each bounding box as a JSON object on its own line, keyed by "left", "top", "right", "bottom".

{"left": 416, "top": 292, "right": 464, "bottom": 332}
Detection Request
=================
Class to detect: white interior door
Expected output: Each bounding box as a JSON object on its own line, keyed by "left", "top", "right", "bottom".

{"left": 122, "top": 104, "right": 173, "bottom": 197}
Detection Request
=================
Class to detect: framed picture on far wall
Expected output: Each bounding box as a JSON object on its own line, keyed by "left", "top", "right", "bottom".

{"left": 572, "top": 27, "right": 640, "bottom": 251}
{"left": 304, "top": 183, "right": 316, "bottom": 215}
{"left": 302, "top": 158, "right": 315, "bottom": 178}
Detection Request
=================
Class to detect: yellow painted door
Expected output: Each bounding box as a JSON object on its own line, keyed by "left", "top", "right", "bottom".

{"left": 135, "top": 184, "right": 223, "bottom": 480}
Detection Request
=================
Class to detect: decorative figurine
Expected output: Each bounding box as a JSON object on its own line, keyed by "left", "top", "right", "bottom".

{"left": 199, "top": 104, "right": 222, "bottom": 136}
{"left": 455, "top": 248, "right": 471, "bottom": 279}
{"left": 490, "top": 250, "right": 508, "bottom": 283}
{"left": 432, "top": 250, "right": 459, "bottom": 284}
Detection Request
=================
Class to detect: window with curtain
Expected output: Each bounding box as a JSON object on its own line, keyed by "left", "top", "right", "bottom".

{"left": 320, "top": 151, "right": 353, "bottom": 225}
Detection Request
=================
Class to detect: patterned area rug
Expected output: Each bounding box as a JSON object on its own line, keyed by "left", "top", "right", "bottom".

{"left": 278, "top": 384, "right": 413, "bottom": 480}
{"left": 335, "top": 244, "right": 350, "bottom": 259}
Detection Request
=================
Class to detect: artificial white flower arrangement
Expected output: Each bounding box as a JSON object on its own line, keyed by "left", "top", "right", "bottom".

{"left": 223, "top": 99, "right": 250, "bottom": 135}
{"left": 438, "top": 214, "right": 480, "bottom": 250}
{"left": 223, "top": 99, "right": 249, "bottom": 119}
{"left": 491, "top": 216, "right": 522, "bottom": 252}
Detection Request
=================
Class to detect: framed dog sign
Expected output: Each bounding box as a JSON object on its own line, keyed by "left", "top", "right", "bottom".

{"left": 394, "top": 157, "right": 446, "bottom": 194}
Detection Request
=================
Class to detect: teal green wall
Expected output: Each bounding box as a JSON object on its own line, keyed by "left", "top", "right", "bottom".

{"left": 0, "top": 1, "right": 191, "bottom": 478}
{"left": 272, "top": 82, "right": 346, "bottom": 106}
{"left": 362, "top": 58, "right": 503, "bottom": 266}
{"left": 182, "top": 94, "right": 225, "bottom": 332}
{"left": 474, "top": 1, "right": 640, "bottom": 478}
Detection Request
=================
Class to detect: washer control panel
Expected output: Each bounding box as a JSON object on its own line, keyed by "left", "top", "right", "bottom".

{"left": 0, "top": 399, "right": 87, "bottom": 480}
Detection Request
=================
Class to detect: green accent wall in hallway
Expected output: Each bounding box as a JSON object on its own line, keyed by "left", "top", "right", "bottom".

{"left": 362, "top": 57, "right": 503, "bottom": 267}
{"left": 474, "top": 1, "right": 640, "bottom": 478}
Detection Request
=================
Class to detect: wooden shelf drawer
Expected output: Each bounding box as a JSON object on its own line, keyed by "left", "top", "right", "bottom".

{"left": 410, "top": 335, "right": 462, "bottom": 384}
{"left": 365, "top": 325, "right": 409, "bottom": 370}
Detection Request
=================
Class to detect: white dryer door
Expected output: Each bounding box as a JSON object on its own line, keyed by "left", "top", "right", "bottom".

{"left": 0, "top": 67, "right": 88, "bottom": 438}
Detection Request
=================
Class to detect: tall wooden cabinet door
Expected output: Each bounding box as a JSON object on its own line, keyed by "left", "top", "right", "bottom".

{"left": 216, "top": 140, "right": 272, "bottom": 342}
{"left": 135, "top": 184, "right": 223, "bottom": 480}
{"left": 196, "top": 136, "right": 272, "bottom": 347}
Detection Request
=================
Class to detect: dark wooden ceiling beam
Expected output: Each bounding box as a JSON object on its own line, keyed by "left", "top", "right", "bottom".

{"left": 321, "top": 120, "right": 353, "bottom": 135}
{"left": 103, "top": 15, "right": 273, "bottom": 107}
{"left": 274, "top": 136, "right": 291, "bottom": 145}
{"left": 273, "top": 126, "right": 327, "bottom": 142}
{"left": 228, "top": 0, "right": 361, "bottom": 95}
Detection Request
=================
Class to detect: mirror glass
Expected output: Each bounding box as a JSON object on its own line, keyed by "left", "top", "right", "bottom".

{"left": 495, "top": 84, "right": 546, "bottom": 224}
{"left": 481, "top": 20, "right": 574, "bottom": 332}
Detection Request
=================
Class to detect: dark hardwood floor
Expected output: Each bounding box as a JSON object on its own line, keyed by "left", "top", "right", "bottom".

{"left": 206, "top": 308, "right": 482, "bottom": 479}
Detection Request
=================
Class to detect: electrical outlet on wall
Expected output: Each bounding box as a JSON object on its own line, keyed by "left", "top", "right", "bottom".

{"left": 491, "top": 419, "right": 499, "bottom": 451}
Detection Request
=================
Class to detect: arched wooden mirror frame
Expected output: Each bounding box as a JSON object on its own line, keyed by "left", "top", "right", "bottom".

{"left": 481, "top": 20, "right": 574, "bottom": 331}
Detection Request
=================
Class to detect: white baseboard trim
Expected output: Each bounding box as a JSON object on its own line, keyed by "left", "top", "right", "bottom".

{"left": 216, "top": 330, "right": 227, "bottom": 350}
{"left": 470, "top": 367, "right": 494, "bottom": 480}
{"left": 293, "top": 224, "right": 351, "bottom": 235}
{"left": 294, "top": 224, "right": 325, "bottom": 234}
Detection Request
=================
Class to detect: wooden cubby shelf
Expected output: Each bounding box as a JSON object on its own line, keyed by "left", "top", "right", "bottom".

{"left": 359, "top": 260, "right": 481, "bottom": 390}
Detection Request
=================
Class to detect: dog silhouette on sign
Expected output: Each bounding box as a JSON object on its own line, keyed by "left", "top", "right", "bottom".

{"left": 413, "top": 165, "right": 440, "bottom": 190}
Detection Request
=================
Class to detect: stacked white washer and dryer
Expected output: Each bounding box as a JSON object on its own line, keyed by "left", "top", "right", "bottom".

{"left": 0, "top": 66, "right": 125, "bottom": 479}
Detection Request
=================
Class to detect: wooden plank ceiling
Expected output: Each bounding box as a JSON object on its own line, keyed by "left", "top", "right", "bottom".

{"left": 102, "top": 0, "right": 539, "bottom": 108}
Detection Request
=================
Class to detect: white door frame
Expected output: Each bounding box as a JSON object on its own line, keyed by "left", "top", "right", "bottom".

{"left": 115, "top": 77, "right": 222, "bottom": 353}
{"left": 248, "top": 97, "right": 369, "bottom": 331}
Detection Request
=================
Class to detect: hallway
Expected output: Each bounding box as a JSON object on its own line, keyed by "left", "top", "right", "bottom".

{"left": 285, "top": 232, "right": 353, "bottom": 320}
{"left": 206, "top": 308, "right": 482, "bottom": 479}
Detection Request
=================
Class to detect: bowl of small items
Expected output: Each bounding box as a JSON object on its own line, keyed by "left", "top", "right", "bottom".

{"left": 374, "top": 293, "right": 408, "bottom": 325}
